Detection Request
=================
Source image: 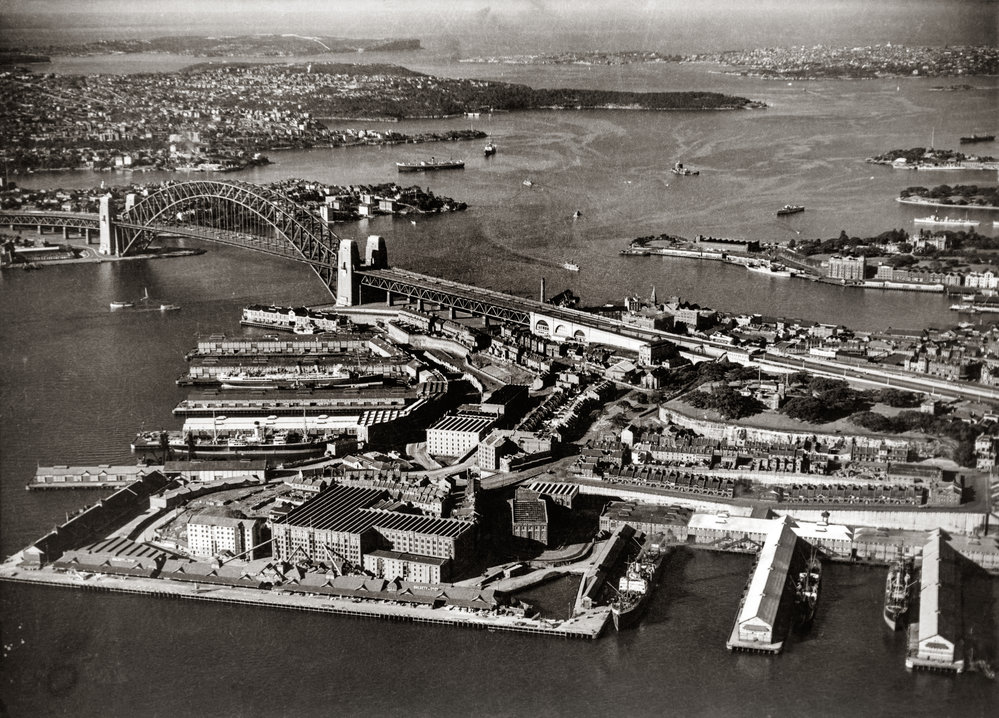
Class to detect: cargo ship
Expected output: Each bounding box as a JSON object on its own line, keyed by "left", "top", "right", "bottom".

{"left": 959, "top": 134, "right": 995, "bottom": 144}
{"left": 776, "top": 204, "right": 805, "bottom": 216}
{"left": 396, "top": 157, "right": 465, "bottom": 172}
{"left": 611, "top": 533, "right": 669, "bottom": 630}
{"left": 216, "top": 369, "right": 381, "bottom": 390}
{"left": 913, "top": 214, "right": 979, "bottom": 227}
{"left": 131, "top": 428, "right": 336, "bottom": 459}
{"left": 883, "top": 556, "right": 915, "bottom": 631}
{"left": 793, "top": 550, "right": 821, "bottom": 629}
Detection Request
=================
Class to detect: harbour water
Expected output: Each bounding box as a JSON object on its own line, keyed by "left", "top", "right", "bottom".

{"left": 4, "top": 6, "right": 999, "bottom": 714}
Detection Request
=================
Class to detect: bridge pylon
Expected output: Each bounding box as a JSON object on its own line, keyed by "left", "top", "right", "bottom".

{"left": 336, "top": 239, "right": 361, "bottom": 306}
{"left": 98, "top": 194, "right": 120, "bottom": 256}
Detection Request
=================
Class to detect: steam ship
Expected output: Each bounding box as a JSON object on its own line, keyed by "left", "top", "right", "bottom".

{"left": 396, "top": 157, "right": 465, "bottom": 172}
{"left": 883, "top": 556, "right": 915, "bottom": 631}
{"left": 611, "top": 534, "right": 669, "bottom": 630}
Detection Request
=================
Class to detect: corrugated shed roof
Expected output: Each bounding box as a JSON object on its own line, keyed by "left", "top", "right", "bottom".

{"left": 917, "top": 530, "right": 961, "bottom": 649}
{"left": 738, "top": 521, "right": 796, "bottom": 628}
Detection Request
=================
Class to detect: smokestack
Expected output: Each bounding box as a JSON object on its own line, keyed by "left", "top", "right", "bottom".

{"left": 540, "top": 277, "right": 547, "bottom": 303}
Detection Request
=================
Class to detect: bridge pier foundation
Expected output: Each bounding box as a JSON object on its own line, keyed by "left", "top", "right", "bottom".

{"left": 416, "top": 298, "right": 424, "bottom": 312}
{"left": 62, "top": 227, "right": 70, "bottom": 240}
{"left": 448, "top": 307, "right": 457, "bottom": 320}
{"left": 385, "top": 291, "right": 393, "bottom": 307}
{"left": 37, "top": 225, "right": 44, "bottom": 235}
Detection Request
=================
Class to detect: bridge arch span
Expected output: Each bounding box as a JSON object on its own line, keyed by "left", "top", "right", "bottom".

{"left": 121, "top": 180, "right": 341, "bottom": 294}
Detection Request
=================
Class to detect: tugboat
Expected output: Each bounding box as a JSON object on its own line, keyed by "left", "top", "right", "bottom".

{"left": 777, "top": 204, "right": 806, "bottom": 216}
{"left": 883, "top": 555, "right": 915, "bottom": 631}
{"left": 484, "top": 142, "right": 497, "bottom": 157}
{"left": 793, "top": 549, "right": 821, "bottom": 629}
{"left": 611, "top": 533, "right": 669, "bottom": 630}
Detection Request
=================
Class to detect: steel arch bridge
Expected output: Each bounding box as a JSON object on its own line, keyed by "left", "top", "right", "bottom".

{"left": 121, "top": 180, "right": 341, "bottom": 293}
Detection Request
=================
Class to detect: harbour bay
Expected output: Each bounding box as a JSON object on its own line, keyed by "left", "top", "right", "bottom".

{"left": 4, "top": 16, "right": 999, "bottom": 716}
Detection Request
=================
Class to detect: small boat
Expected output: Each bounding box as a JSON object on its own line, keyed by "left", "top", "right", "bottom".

{"left": 670, "top": 162, "right": 699, "bottom": 176}
{"left": 572, "top": 210, "right": 582, "bottom": 219}
{"left": 396, "top": 157, "right": 465, "bottom": 173}
{"left": 913, "top": 215, "right": 979, "bottom": 227}
{"left": 484, "top": 142, "right": 497, "bottom": 157}
{"left": 159, "top": 303, "right": 181, "bottom": 311}
{"left": 777, "top": 204, "right": 805, "bottom": 216}
{"left": 522, "top": 179, "right": 534, "bottom": 187}
{"left": 109, "top": 300, "right": 133, "bottom": 309}
{"left": 562, "top": 262, "right": 579, "bottom": 272}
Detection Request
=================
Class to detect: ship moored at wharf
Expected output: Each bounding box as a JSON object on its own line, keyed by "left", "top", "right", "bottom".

{"left": 884, "top": 555, "right": 915, "bottom": 631}
{"left": 396, "top": 157, "right": 465, "bottom": 172}
{"left": 131, "top": 427, "right": 344, "bottom": 460}
{"left": 611, "top": 533, "right": 669, "bottom": 630}
{"left": 793, "top": 550, "right": 822, "bottom": 629}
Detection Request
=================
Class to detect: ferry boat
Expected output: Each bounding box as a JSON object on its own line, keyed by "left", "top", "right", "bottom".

{"left": 131, "top": 428, "right": 336, "bottom": 459}
{"left": 960, "top": 134, "right": 995, "bottom": 144}
{"left": 670, "top": 162, "right": 699, "bottom": 176}
{"left": 793, "top": 551, "right": 821, "bottom": 629}
{"left": 484, "top": 142, "right": 497, "bottom": 157}
{"left": 396, "top": 157, "right": 465, "bottom": 173}
{"left": 562, "top": 262, "right": 580, "bottom": 272}
{"left": 883, "top": 556, "right": 915, "bottom": 631}
{"left": 913, "top": 214, "right": 979, "bottom": 227}
{"left": 611, "top": 534, "right": 669, "bottom": 630}
{"left": 776, "top": 204, "right": 805, "bottom": 216}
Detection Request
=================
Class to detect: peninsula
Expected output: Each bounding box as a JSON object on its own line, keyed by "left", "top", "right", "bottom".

{"left": 0, "top": 63, "right": 756, "bottom": 174}
{"left": 898, "top": 184, "right": 999, "bottom": 210}
{"left": 461, "top": 44, "right": 999, "bottom": 80}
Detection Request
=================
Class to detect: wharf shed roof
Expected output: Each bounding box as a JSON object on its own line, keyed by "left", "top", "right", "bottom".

{"left": 737, "top": 521, "right": 796, "bottom": 629}
{"left": 165, "top": 460, "right": 267, "bottom": 473}
{"left": 277, "top": 485, "right": 386, "bottom": 531}
{"left": 688, "top": 512, "right": 774, "bottom": 536}
{"left": 917, "top": 530, "right": 961, "bottom": 648}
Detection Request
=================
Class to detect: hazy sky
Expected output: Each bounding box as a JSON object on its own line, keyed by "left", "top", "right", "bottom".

{"left": 2, "top": 0, "right": 995, "bottom": 52}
